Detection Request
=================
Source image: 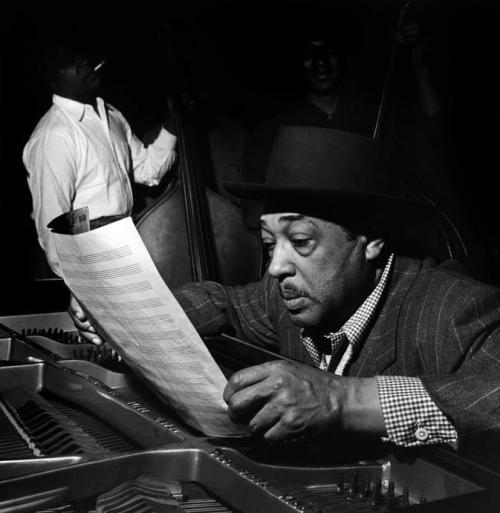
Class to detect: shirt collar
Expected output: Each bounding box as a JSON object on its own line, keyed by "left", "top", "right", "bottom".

{"left": 303, "top": 253, "right": 395, "bottom": 348}
{"left": 52, "top": 94, "right": 106, "bottom": 122}
{"left": 341, "top": 252, "right": 394, "bottom": 345}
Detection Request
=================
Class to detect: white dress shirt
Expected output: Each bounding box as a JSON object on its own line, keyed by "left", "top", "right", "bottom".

{"left": 23, "top": 95, "right": 177, "bottom": 274}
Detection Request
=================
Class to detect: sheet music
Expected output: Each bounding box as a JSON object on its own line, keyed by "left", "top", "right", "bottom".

{"left": 51, "top": 217, "right": 246, "bottom": 436}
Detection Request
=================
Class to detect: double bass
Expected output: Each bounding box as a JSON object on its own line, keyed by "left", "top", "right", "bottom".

{"left": 134, "top": 49, "right": 262, "bottom": 288}
{"left": 372, "top": 0, "right": 488, "bottom": 277}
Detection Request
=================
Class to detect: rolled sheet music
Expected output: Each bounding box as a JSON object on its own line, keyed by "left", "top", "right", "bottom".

{"left": 50, "top": 211, "right": 247, "bottom": 437}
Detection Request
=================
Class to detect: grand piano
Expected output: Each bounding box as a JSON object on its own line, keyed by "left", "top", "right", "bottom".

{"left": 0, "top": 311, "right": 499, "bottom": 512}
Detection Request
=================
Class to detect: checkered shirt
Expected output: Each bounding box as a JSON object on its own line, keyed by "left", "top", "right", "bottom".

{"left": 300, "top": 253, "right": 458, "bottom": 447}
{"left": 378, "top": 376, "right": 457, "bottom": 446}
{"left": 301, "top": 253, "right": 394, "bottom": 373}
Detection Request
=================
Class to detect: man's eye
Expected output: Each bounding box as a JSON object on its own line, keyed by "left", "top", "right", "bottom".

{"left": 291, "top": 238, "right": 311, "bottom": 248}
{"left": 262, "top": 241, "right": 275, "bottom": 255}
{"left": 291, "top": 238, "right": 315, "bottom": 254}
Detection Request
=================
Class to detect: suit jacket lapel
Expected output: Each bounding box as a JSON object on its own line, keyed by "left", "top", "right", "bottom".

{"left": 275, "top": 256, "right": 426, "bottom": 373}
{"left": 276, "top": 308, "right": 317, "bottom": 365}
{"left": 289, "top": 333, "right": 317, "bottom": 366}
{"left": 348, "top": 256, "right": 423, "bottom": 376}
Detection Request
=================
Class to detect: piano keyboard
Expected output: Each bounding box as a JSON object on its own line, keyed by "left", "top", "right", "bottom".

{"left": 0, "top": 388, "right": 137, "bottom": 458}
{"left": 0, "top": 398, "right": 38, "bottom": 459}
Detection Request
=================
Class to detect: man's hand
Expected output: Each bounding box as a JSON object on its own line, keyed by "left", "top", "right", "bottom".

{"left": 68, "top": 294, "right": 102, "bottom": 345}
{"left": 163, "top": 96, "right": 177, "bottom": 135}
{"left": 223, "top": 360, "right": 385, "bottom": 442}
{"left": 398, "top": 21, "right": 427, "bottom": 70}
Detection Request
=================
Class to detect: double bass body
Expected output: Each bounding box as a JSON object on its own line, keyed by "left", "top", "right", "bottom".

{"left": 135, "top": 107, "right": 262, "bottom": 289}
{"left": 136, "top": 177, "right": 262, "bottom": 288}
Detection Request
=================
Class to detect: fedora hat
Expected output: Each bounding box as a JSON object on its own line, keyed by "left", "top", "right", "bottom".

{"left": 227, "top": 126, "right": 459, "bottom": 262}
{"left": 225, "top": 126, "right": 433, "bottom": 222}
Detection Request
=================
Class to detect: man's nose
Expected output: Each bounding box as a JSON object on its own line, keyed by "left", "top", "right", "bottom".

{"left": 312, "top": 54, "right": 332, "bottom": 71}
{"left": 268, "top": 246, "right": 294, "bottom": 279}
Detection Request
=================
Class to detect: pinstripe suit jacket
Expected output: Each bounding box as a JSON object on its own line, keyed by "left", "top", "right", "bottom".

{"left": 175, "top": 255, "right": 500, "bottom": 440}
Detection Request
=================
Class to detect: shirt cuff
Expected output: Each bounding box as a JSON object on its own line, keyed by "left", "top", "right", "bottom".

{"left": 377, "top": 375, "right": 458, "bottom": 447}
{"left": 157, "top": 127, "right": 177, "bottom": 151}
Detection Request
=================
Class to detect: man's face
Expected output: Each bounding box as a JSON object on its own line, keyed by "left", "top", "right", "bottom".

{"left": 303, "top": 40, "right": 342, "bottom": 94}
{"left": 260, "top": 212, "right": 371, "bottom": 330}
{"left": 52, "top": 55, "right": 101, "bottom": 100}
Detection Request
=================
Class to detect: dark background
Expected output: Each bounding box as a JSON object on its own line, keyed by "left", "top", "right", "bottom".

{"left": 1, "top": 0, "right": 500, "bottom": 314}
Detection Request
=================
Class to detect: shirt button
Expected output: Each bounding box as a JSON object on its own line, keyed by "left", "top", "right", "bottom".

{"left": 415, "top": 426, "right": 430, "bottom": 442}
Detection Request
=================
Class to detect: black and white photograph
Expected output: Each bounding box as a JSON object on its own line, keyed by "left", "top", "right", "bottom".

{"left": 1, "top": 0, "right": 500, "bottom": 511}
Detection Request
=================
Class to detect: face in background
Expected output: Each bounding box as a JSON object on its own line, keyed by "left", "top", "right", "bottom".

{"left": 260, "top": 212, "right": 383, "bottom": 330}
{"left": 303, "top": 40, "right": 342, "bottom": 94}
{"left": 51, "top": 54, "right": 102, "bottom": 102}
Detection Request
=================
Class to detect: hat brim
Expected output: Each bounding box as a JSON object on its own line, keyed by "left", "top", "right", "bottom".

{"left": 224, "top": 181, "right": 436, "bottom": 220}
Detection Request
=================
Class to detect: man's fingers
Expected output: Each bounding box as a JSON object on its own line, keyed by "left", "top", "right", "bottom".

{"left": 263, "top": 418, "right": 302, "bottom": 443}
{"left": 223, "top": 361, "right": 278, "bottom": 402}
{"left": 225, "top": 378, "right": 278, "bottom": 423}
{"left": 70, "top": 314, "right": 94, "bottom": 332}
{"left": 78, "top": 330, "right": 102, "bottom": 345}
{"left": 68, "top": 295, "right": 102, "bottom": 345}
{"left": 249, "top": 399, "right": 312, "bottom": 442}
{"left": 69, "top": 294, "right": 83, "bottom": 313}
{"left": 72, "top": 316, "right": 102, "bottom": 345}
{"left": 247, "top": 401, "right": 281, "bottom": 435}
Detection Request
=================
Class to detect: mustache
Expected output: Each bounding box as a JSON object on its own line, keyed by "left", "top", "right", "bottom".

{"left": 279, "top": 284, "right": 307, "bottom": 300}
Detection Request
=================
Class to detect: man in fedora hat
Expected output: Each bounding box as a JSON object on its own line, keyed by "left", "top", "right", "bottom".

{"left": 72, "top": 126, "right": 500, "bottom": 452}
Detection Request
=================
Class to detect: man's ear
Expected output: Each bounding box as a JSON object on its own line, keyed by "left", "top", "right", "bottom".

{"left": 365, "top": 238, "right": 385, "bottom": 261}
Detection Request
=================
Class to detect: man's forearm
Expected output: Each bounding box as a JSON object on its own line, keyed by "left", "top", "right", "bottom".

{"left": 337, "top": 377, "right": 387, "bottom": 436}
{"left": 133, "top": 128, "right": 177, "bottom": 186}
